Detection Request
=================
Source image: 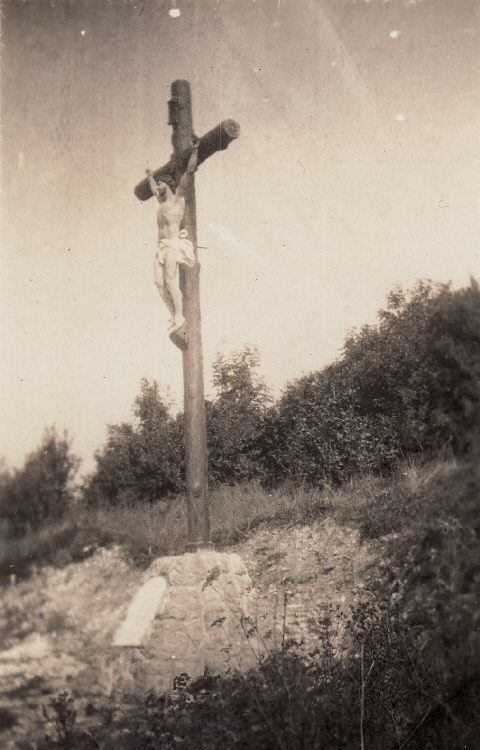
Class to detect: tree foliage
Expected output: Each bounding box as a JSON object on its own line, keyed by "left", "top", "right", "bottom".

{"left": 266, "top": 279, "right": 480, "bottom": 485}
{"left": 262, "top": 365, "right": 400, "bottom": 486}
{"left": 0, "top": 428, "right": 79, "bottom": 536}
{"left": 344, "top": 279, "right": 480, "bottom": 454}
{"left": 207, "top": 347, "right": 271, "bottom": 485}
{"left": 84, "top": 379, "right": 183, "bottom": 506}
{"left": 84, "top": 280, "right": 480, "bottom": 498}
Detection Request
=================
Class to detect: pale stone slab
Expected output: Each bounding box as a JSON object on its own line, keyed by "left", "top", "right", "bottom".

{"left": 113, "top": 576, "right": 167, "bottom": 647}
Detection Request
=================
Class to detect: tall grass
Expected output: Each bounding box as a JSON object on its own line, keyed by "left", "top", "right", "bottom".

{"left": 2, "top": 454, "right": 477, "bottom": 590}
{"left": 0, "top": 482, "right": 329, "bottom": 581}
{"left": 329, "top": 456, "right": 461, "bottom": 539}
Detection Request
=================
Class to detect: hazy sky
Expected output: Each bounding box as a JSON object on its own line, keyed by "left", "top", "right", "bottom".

{"left": 2, "top": 0, "right": 479, "bottom": 473}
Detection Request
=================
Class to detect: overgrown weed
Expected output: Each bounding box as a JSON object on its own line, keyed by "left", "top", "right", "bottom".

{"left": 32, "top": 599, "right": 480, "bottom": 749}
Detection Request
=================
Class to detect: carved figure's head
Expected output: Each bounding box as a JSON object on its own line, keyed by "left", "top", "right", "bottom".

{"left": 156, "top": 174, "right": 177, "bottom": 198}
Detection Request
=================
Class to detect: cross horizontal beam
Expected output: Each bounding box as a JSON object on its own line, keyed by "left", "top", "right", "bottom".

{"left": 134, "top": 119, "right": 240, "bottom": 202}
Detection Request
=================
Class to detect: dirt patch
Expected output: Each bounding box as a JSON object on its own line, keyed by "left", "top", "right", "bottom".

{"left": 234, "top": 517, "right": 376, "bottom": 655}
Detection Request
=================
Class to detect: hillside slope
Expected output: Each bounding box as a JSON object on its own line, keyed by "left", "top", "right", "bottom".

{"left": 0, "top": 516, "right": 375, "bottom": 748}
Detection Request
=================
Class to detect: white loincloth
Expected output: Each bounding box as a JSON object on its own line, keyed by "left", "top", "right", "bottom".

{"left": 156, "top": 230, "right": 195, "bottom": 268}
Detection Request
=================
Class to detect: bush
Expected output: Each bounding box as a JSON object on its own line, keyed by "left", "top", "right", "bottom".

{"left": 343, "top": 279, "right": 480, "bottom": 456}
{"left": 266, "top": 279, "right": 480, "bottom": 486}
{"left": 377, "top": 459, "right": 480, "bottom": 694}
{"left": 0, "top": 428, "right": 79, "bottom": 537}
{"left": 84, "top": 379, "right": 184, "bottom": 507}
{"left": 207, "top": 347, "right": 271, "bottom": 485}
{"left": 84, "top": 280, "right": 480, "bottom": 495}
{"left": 262, "top": 365, "right": 400, "bottom": 486}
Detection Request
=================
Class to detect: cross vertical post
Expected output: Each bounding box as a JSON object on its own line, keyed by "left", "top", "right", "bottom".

{"left": 169, "top": 80, "right": 209, "bottom": 551}
{"left": 134, "top": 80, "right": 239, "bottom": 552}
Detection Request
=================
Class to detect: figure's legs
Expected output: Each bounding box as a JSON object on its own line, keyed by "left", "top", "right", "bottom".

{"left": 164, "top": 250, "right": 185, "bottom": 331}
{"left": 153, "top": 253, "right": 175, "bottom": 326}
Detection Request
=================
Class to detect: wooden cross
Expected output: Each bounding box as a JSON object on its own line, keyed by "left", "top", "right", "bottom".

{"left": 134, "top": 80, "right": 240, "bottom": 551}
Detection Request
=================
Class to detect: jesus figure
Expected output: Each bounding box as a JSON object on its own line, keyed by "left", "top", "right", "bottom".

{"left": 146, "top": 144, "right": 198, "bottom": 332}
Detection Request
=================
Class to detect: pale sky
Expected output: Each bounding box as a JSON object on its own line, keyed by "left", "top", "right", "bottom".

{"left": 1, "top": 0, "right": 479, "bottom": 474}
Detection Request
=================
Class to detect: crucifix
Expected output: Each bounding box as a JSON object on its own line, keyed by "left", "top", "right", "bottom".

{"left": 134, "top": 80, "right": 240, "bottom": 551}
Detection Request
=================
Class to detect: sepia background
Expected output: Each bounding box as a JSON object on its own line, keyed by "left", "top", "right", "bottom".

{"left": 2, "top": 0, "right": 479, "bottom": 473}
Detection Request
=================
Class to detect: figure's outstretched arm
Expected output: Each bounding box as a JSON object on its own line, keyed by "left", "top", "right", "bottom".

{"left": 146, "top": 169, "right": 159, "bottom": 199}
{"left": 176, "top": 142, "right": 199, "bottom": 198}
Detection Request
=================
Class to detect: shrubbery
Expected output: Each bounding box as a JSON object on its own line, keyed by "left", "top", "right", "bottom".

{"left": 79, "top": 278, "right": 480, "bottom": 503}
{"left": 84, "top": 379, "right": 184, "bottom": 506}
{"left": 4, "top": 279, "right": 479, "bottom": 521}
{"left": 83, "top": 347, "right": 271, "bottom": 507}
{"left": 207, "top": 347, "right": 271, "bottom": 486}
{"left": 265, "top": 279, "right": 480, "bottom": 485}
{"left": 262, "top": 364, "right": 401, "bottom": 486}
{"left": 342, "top": 279, "right": 480, "bottom": 456}
{"left": 0, "top": 428, "right": 79, "bottom": 537}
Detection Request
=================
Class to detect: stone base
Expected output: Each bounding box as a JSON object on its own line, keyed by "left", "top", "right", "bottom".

{"left": 108, "top": 551, "right": 257, "bottom": 699}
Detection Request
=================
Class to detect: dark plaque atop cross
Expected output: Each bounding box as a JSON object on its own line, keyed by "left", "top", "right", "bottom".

{"left": 134, "top": 80, "right": 240, "bottom": 551}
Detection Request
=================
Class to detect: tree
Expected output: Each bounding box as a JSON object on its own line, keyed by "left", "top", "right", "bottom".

{"left": 207, "top": 347, "right": 271, "bottom": 485}
{"left": 267, "top": 279, "right": 480, "bottom": 486}
{"left": 0, "top": 427, "right": 80, "bottom": 536}
{"left": 132, "top": 379, "right": 184, "bottom": 501}
{"left": 343, "top": 279, "right": 480, "bottom": 455}
{"left": 262, "top": 363, "right": 399, "bottom": 486}
{"left": 85, "top": 379, "right": 183, "bottom": 506}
